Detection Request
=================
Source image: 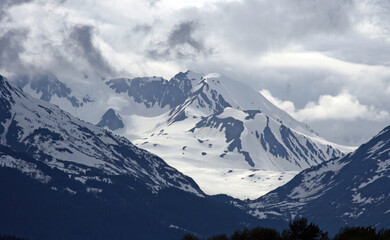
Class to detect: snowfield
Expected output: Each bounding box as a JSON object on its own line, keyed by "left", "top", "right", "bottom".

{"left": 11, "top": 70, "right": 355, "bottom": 199}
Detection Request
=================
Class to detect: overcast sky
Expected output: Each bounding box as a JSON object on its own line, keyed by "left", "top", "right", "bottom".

{"left": 1, "top": 0, "right": 390, "bottom": 146}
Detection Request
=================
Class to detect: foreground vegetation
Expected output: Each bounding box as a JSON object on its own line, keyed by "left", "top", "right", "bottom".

{"left": 0, "top": 235, "right": 28, "bottom": 240}
{"left": 2, "top": 218, "right": 389, "bottom": 240}
{"left": 181, "top": 218, "right": 390, "bottom": 240}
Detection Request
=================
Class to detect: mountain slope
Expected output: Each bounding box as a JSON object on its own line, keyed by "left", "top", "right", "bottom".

{"left": 0, "top": 75, "right": 201, "bottom": 195}
{"left": 12, "top": 70, "right": 350, "bottom": 199}
{"left": 0, "top": 145, "right": 270, "bottom": 240}
{"left": 248, "top": 125, "right": 390, "bottom": 234}
{"left": 0, "top": 74, "right": 272, "bottom": 239}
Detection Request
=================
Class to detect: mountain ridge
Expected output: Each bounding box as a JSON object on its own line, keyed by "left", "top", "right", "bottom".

{"left": 247, "top": 124, "right": 390, "bottom": 234}
{"left": 10, "top": 70, "right": 349, "bottom": 199}
{"left": 0, "top": 74, "right": 202, "bottom": 195}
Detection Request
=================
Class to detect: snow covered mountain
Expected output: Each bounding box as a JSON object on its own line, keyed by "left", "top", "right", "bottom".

{"left": 247, "top": 125, "right": 390, "bottom": 234}
{"left": 0, "top": 74, "right": 269, "bottom": 239}
{"left": 0, "top": 74, "right": 203, "bottom": 194}
{"left": 12, "top": 70, "right": 351, "bottom": 199}
{"left": 12, "top": 72, "right": 89, "bottom": 107}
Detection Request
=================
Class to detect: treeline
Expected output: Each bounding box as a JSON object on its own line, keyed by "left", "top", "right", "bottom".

{"left": 181, "top": 218, "right": 390, "bottom": 240}
{"left": 0, "top": 235, "right": 28, "bottom": 240}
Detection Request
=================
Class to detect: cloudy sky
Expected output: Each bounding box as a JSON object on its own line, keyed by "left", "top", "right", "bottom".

{"left": 1, "top": 0, "right": 390, "bottom": 146}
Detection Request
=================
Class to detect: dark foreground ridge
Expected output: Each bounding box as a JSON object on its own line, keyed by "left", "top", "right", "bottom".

{"left": 181, "top": 218, "right": 390, "bottom": 240}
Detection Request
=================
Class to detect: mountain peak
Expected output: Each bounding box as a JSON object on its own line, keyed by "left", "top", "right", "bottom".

{"left": 375, "top": 125, "right": 390, "bottom": 138}
{"left": 349, "top": 124, "right": 390, "bottom": 162}
{"left": 172, "top": 70, "right": 203, "bottom": 82}
{"left": 97, "top": 108, "right": 125, "bottom": 131}
{"left": 0, "top": 74, "right": 10, "bottom": 90}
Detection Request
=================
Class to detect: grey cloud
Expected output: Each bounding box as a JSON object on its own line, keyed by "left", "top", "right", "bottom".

{"left": 0, "top": 29, "right": 28, "bottom": 70}
{"left": 0, "top": 0, "right": 34, "bottom": 20}
{"left": 147, "top": 48, "right": 171, "bottom": 60}
{"left": 132, "top": 24, "right": 152, "bottom": 34}
{"left": 147, "top": 20, "right": 212, "bottom": 60}
{"left": 309, "top": 120, "right": 389, "bottom": 146}
{"left": 287, "top": 0, "right": 390, "bottom": 67}
{"left": 302, "top": 34, "right": 390, "bottom": 66}
{"left": 168, "top": 21, "right": 204, "bottom": 52}
{"left": 253, "top": 69, "right": 342, "bottom": 108}
{"left": 205, "top": 0, "right": 355, "bottom": 55}
{"left": 0, "top": 0, "right": 33, "bottom": 8}
{"left": 146, "top": 0, "right": 160, "bottom": 7}
{"left": 2, "top": 5, "right": 116, "bottom": 80}
{"left": 69, "top": 25, "right": 115, "bottom": 76}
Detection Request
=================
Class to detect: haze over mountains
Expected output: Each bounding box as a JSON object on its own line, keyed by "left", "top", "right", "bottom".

{"left": 11, "top": 70, "right": 353, "bottom": 198}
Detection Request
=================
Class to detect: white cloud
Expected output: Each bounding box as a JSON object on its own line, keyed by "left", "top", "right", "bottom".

{"left": 261, "top": 89, "right": 389, "bottom": 122}
{"left": 257, "top": 51, "right": 390, "bottom": 78}
{"left": 260, "top": 89, "right": 296, "bottom": 114}
{"left": 295, "top": 91, "right": 389, "bottom": 122}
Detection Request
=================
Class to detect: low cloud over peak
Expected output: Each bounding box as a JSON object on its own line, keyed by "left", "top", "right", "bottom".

{"left": 0, "top": 0, "right": 389, "bottom": 145}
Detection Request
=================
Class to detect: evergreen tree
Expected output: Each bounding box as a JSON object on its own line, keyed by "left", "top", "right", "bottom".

{"left": 377, "top": 229, "right": 390, "bottom": 240}
{"left": 282, "top": 218, "right": 328, "bottom": 240}
{"left": 231, "top": 228, "right": 251, "bottom": 240}
{"left": 179, "top": 221, "right": 389, "bottom": 240}
{"left": 230, "top": 226, "right": 281, "bottom": 240}
{"left": 182, "top": 233, "right": 201, "bottom": 240}
{"left": 333, "top": 226, "right": 377, "bottom": 240}
{"left": 207, "top": 234, "right": 229, "bottom": 240}
{"left": 0, "top": 234, "right": 29, "bottom": 240}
